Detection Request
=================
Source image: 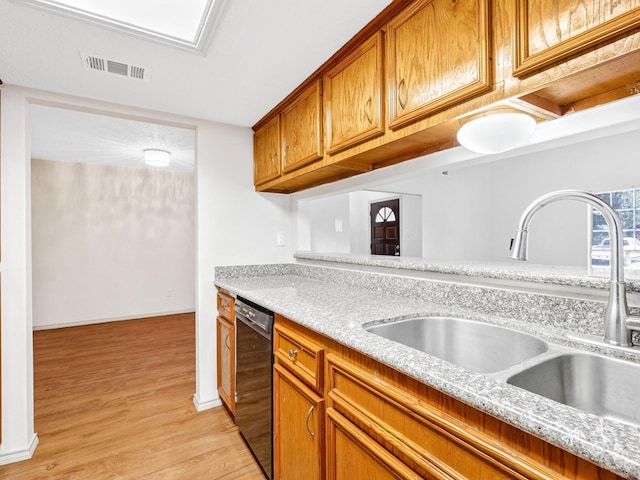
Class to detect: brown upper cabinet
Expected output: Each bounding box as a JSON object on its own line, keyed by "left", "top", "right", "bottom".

{"left": 387, "top": 0, "right": 491, "bottom": 129}
{"left": 324, "top": 31, "right": 385, "bottom": 154}
{"left": 253, "top": 0, "right": 640, "bottom": 193}
{"left": 514, "top": 0, "right": 640, "bottom": 77}
{"left": 281, "top": 79, "right": 324, "bottom": 174}
{"left": 253, "top": 115, "right": 281, "bottom": 186}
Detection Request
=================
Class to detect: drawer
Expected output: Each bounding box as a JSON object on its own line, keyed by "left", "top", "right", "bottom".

{"left": 216, "top": 291, "right": 235, "bottom": 322}
{"left": 274, "top": 322, "right": 324, "bottom": 393}
{"left": 327, "top": 354, "right": 563, "bottom": 480}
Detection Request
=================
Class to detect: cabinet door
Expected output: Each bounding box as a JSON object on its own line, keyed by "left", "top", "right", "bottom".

{"left": 387, "top": 0, "right": 491, "bottom": 130}
{"left": 254, "top": 115, "right": 281, "bottom": 186}
{"left": 274, "top": 363, "right": 325, "bottom": 480}
{"left": 216, "top": 316, "right": 235, "bottom": 412}
{"left": 327, "top": 408, "right": 440, "bottom": 480}
{"left": 514, "top": 0, "right": 640, "bottom": 77}
{"left": 324, "top": 31, "right": 384, "bottom": 154}
{"left": 281, "top": 80, "right": 323, "bottom": 174}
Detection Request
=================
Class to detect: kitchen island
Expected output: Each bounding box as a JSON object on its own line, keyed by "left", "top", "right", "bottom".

{"left": 215, "top": 258, "right": 640, "bottom": 479}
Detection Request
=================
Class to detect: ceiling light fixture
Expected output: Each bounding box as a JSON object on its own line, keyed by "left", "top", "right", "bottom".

{"left": 457, "top": 112, "right": 536, "bottom": 154}
{"left": 144, "top": 148, "right": 171, "bottom": 167}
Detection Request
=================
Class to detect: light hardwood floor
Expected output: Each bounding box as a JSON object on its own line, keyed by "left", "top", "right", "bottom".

{"left": 0, "top": 313, "right": 265, "bottom": 479}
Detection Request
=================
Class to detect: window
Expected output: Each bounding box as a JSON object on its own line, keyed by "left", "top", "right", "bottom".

{"left": 375, "top": 207, "right": 396, "bottom": 223}
{"left": 591, "top": 188, "right": 640, "bottom": 267}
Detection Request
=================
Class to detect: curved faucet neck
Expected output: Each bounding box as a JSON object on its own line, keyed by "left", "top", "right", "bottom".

{"left": 509, "top": 189, "right": 634, "bottom": 347}
{"left": 511, "top": 189, "right": 625, "bottom": 283}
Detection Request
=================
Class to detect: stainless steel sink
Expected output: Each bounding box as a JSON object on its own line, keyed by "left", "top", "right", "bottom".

{"left": 507, "top": 353, "right": 640, "bottom": 427}
{"left": 365, "top": 316, "right": 548, "bottom": 373}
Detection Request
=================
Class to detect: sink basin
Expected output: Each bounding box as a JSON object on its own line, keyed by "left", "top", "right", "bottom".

{"left": 507, "top": 354, "right": 640, "bottom": 427}
{"left": 365, "top": 316, "right": 548, "bottom": 373}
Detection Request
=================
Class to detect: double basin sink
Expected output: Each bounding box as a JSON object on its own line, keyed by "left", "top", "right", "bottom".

{"left": 365, "top": 316, "right": 640, "bottom": 428}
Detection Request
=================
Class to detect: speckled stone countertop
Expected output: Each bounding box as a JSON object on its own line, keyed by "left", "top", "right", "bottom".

{"left": 294, "top": 252, "right": 640, "bottom": 292}
{"left": 215, "top": 264, "right": 640, "bottom": 479}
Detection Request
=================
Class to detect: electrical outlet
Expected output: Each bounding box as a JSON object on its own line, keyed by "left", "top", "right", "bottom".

{"left": 276, "top": 231, "right": 286, "bottom": 246}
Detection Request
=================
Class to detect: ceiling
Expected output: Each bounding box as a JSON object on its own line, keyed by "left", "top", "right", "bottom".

{"left": 0, "top": 0, "right": 392, "bottom": 127}
{"left": 30, "top": 105, "right": 196, "bottom": 173}
{"left": 5, "top": 1, "right": 640, "bottom": 176}
{"left": 1, "top": 0, "right": 391, "bottom": 172}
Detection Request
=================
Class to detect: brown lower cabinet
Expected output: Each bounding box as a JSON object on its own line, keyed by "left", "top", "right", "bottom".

{"left": 273, "top": 315, "right": 624, "bottom": 480}
{"left": 273, "top": 363, "right": 325, "bottom": 479}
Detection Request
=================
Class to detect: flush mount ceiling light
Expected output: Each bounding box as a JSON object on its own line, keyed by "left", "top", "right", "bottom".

{"left": 144, "top": 149, "right": 171, "bottom": 167}
{"left": 457, "top": 112, "right": 536, "bottom": 154}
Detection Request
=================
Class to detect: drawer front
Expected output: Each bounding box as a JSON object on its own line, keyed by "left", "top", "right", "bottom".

{"left": 216, "top": 291, "right": 235, "bottom": 322}
{"left": 327, "top": 354, "right": 564, "bottom": 480}
{"left": 274, "top": 323, "right": 324, "bottom": 393}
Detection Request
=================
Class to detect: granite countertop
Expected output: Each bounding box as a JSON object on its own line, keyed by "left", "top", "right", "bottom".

{"left": 294, "top": 252, "right": 640, "bottom": 292}
{"left": 215, "top": 271, "right": 640, "bottom": 479}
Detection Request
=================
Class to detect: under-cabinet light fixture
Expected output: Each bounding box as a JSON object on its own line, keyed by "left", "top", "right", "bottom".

{"left": 457, "top": 112, "right": 536, "bottom": 154}
{"left": 144, "top": 148, "right": 171, "bottom": 167}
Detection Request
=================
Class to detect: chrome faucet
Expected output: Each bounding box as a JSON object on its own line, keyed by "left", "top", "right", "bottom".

{"left": 509, "top": 189, "right": 640, "bottom": 347}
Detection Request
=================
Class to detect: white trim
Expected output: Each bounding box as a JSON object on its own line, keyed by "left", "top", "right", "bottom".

{"left": 32, "top": 310, "right": 195, "bottom": 331}
{"left": 0, "top": 434, "right": 39, "bottom": 465}
{"left": 192, "top": 393, "right": 222, "bottom": 412}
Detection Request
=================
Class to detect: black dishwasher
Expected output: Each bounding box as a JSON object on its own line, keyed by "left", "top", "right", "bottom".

{"left": 234, "top": 296, "right": 274, "bottom": 480}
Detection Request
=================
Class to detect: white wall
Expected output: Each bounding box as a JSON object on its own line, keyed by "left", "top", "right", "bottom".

{"left": 31, "top": 159, "right": 196, "bottom": 329}
{"left": 379, "top": 129, "right": 640, "bottom": 265}
{"left": 295, "top": 97, "right": 640, "bottom": 268}
{"left": 306, "top": 190, "right": 423, "bottom": 257}
{"left": 309, "top": 193, "right": 350, "bottom": 253}
{"left": 0, "top": 85, "right": 293, "bottom": 463}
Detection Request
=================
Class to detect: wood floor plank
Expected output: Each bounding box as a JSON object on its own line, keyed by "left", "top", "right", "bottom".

{"left": 0, "top": 313, "right": 265, "bottom": 480}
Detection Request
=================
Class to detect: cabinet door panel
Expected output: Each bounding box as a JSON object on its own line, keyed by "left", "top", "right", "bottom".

{"left": 281, "top": 80, "right": 323, "bottom": 174}
{"left": 324, "top": 31, "right": 384, "bottom": 154}
{"left": 327, "top": 408, "right": 445, "bottom": 480}
{"left": 387, "top": 0, "right": 491, "bottom": 129}
{"left": 274, "top": 364, "right": 325, "bottom": 480}
{"left": 216, "top": 316, "right": 235, "bottom": 412}
{"left": 254, "top": 116, "right": 281, "bottom": 185}
{"left": 515, "top": 0, "right": 640, "bottom": 76}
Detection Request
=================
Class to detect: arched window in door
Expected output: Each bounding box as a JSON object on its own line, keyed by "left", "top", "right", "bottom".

{"left": 370, "top": 199, "right": 400, "bottom": 256}
{"left": 375, "top": 207, "right": 396, "bottom": 223}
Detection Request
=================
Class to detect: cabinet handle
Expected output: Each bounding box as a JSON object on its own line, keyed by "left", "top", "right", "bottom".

{"left": 288, "top": 349, "right": 298, "bottom": 358}
{"left": 398, "top": 78, "right": 407, "bottom": 110}
{"left": 305, "top": 405, "right": 315, "bottom": 438}
{"left": 365, "top": 97, "right": 373, "bottom": 125}
{"left": 224, "top": 334, "right": 230, "bottom": 350}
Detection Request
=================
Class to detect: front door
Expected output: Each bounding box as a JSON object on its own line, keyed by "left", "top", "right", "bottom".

{"left": 370, "top": 198, "right": 400, "bottom": 256}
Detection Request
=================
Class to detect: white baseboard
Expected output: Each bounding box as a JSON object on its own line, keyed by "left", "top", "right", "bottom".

{"left": 33, "top": 309, "right": 195, "bottom": 330}
{"left": 0, "top": 434, "right": 39, "bottom": 465}
{"left": 193, "top": 393, "right": 222, "bottom": 412}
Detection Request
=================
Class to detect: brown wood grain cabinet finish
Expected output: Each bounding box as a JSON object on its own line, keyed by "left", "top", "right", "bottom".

{"left": 253, "top": 0, "right": 640, "bottom": 194}
{"left": 387, "top": 0, "right": 492, "bottom": 130}
{"left": 324, "top": 31, "right": 385, "bottom": 154}
{"left": 281, "top": 79, "right": 323, "bottom": 174}
{"left": 327, "top": 407, "right": 435, "bottom": 480}
{"left": 273, "top": 317, "right": 326, "bottom": 480}
{"left": 273, "top": 315, "right": 624, "bottom": 480}
{"left": 216, "top": 291, "right": 235, "bottom": 413}
{"left": 274, "top": 321, "right": 325, "bottom": 393}
{"left": 253, "top": 115, "right": 281, "bottom": 186}
{"left": 515, "top": 0, "right": 640, "bottom": 77}
{"left": 274, "top": 363, "right": 325, "bottom": 480}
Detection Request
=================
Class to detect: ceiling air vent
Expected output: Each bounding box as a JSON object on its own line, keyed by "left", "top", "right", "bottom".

{"left": 80, "top": 53, "right": 151, "bottom": 81}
